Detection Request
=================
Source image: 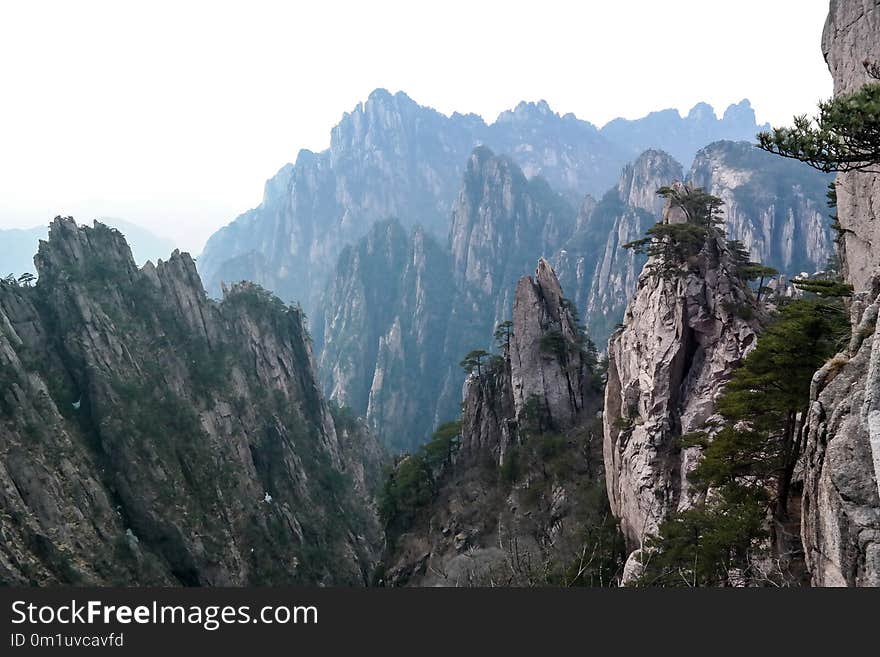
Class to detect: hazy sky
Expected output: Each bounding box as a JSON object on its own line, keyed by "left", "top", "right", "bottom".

{"left": 0, "top": 0, "right": 832, "bottom": 252}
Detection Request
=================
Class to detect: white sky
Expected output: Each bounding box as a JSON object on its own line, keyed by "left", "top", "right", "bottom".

{"left": 0, "top": 0, "right": 832, "bottom": 253}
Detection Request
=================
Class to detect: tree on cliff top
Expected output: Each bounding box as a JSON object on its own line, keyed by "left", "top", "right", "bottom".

{"left": 757, "top": 61, "right": 880, "bottom": 173}
{"left": 622, "top": 186, "right": 725, "bottom": 279}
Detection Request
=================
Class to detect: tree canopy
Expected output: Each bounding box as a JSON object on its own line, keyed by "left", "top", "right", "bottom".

{"left": 756, "top": 63, "right": 880, "bottom": 173}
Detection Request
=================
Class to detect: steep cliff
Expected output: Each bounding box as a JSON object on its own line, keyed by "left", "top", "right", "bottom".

{"left": 800, "top": 0, "right": 880, "bottom": 587}
{"left": 0, "top": 218, "right": 383, "bottom": 586}
{"left": 449, "top": 147, "right": 576, "bottom": 328}
{"left": 822, "top": 0, "right": 880, "bottom": 291}
{"left": 603, "top": 217, "right": 761, "bottom": 558}
{"left": 555, "top": 142, "right": 834, "bottom": 347}
{"left": 318, "top": 219, "right": 465, "bottom": 452}
{"left": 689, "top": 140, "right": 833, "bottom": 275}
{"left": 382, "top": 260, "right": 618, "bottom": 586}
{"left": 555, "top": 150, "right": 683, "bottom": 345}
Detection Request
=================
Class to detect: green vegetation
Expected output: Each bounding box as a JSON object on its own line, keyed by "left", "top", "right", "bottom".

{"left": 757, "top": 63, "right": 880, "bottom": 173}
{"left": 378, "top": 421, "right": 462, "bottom": 541}
{"left": 459, "top": 349, "right": 490, "bottom": 378}
{"left": 639, "top": 297, "right": 850, "bottom": 586}
{"left": 623, "top": 186, "right": 725, "bottom": 280}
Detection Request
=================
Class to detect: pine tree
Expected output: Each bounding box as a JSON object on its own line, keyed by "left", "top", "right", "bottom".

{"left": 757, "top": 62, "right": 880, "bottom": 173}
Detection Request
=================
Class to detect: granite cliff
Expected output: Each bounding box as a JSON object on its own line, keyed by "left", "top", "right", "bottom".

{"left": 0, "top": 218, "right": 383, "bottom": 585}
{"left": 800, "top": 0, "right": 880, "bottom": 587}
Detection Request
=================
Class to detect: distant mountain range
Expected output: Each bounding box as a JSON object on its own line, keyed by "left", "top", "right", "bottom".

{"left": 197, "top": 90, "right": 770, "bottom": 317}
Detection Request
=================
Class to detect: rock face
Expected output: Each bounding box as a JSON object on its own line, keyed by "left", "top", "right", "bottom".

{"left": 450, "top": 147, "right": 576, "bottom": 328}
{"left": 689, "top": 141, "right": 833, "bottom": 275}
{"left": 384, "top": 260, "right": 612, "bottom": 586}
{"left": 509, "top": 259, "right": 592, "bottom": 428}
{"left": 822, "top": 0, "right": 880, "bottom": 291}
{"left": 555, "top": 150, "right": 683, "bottom": 345}
{"left": 603, "top": 228, "right": 761, "bottom": 553}
{"left": 320, "top": 148, "right": 585, "bottom": 452}
{"left": 555, "top": 142, "right": 835, "bottom": 347}
{"left": 0, "top": 218, "right": 383, "bottom": 586}
{"left": 459, "top": 258, "right": 594, "bottom": 465}
{"left": 318, "top": 219, "right": 464, "bottom": 452}
{"left": 800, "top": 0, "right": 880, "bottom": 587}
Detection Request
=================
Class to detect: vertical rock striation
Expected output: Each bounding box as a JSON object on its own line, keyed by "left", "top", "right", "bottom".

{"left": 800, "top": 0, "right": 880, "bottom": 587}
{"left": 0, "top": 218, "right": 383, "bottom": 586}
{"left": 603, "top": 220, "right": 761, "bottom": 557}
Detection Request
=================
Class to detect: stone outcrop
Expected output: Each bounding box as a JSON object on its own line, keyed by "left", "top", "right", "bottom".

{"left": 800, "top": 0, "right": 880, "bottom": 587}
{"left": 383, "top": 260, "right": 610, "bottom": 586}
{"left": 0, "top": 218, "right": 383, "bottom": 586}
{"left": 509, "top": 259, "right": 592, "bottom": 428}
{"left": 603, "top": 224, "right": 761, "bottom": 555}
{"left": 822, "top": 0, "right": 880, "bottom": 291}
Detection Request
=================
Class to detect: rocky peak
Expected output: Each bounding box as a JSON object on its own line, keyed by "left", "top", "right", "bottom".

{"left": 36, "top": 217, "right": 138, "bottom": 282}
{"left": 509, "top": 258, "right": 591, "bottom": 427}
{"left": 603, "top": 226, "right": 761, "bottom": 560}
{"left": 721, "top": 99, "right": 758, "bottom": 129}
{"left": 0, "top": 218, "right": 383, "bottom": 585}
{"left": 459, "top": 258, "right": 596, "bottom": 465}
{"left": 617, "top": 149, "right": 683, "bottom": 215}
{"left": 686, "top": 101, "right": 716, "bottom": 122}
{"left": 449, "top": 146, "right": 575, "bottom": 324}
{"left": 495, "top": 99, "right": 558, "bottom": 124}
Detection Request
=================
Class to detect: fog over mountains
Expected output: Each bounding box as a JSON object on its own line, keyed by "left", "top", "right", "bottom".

{"left": 196, "top": 90, "right": 771, "bottom": 315}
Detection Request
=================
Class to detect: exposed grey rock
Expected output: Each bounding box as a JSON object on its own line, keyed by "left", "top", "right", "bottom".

{"left": 0, "top": 217, "right": 383, "bottom": 585}
{"left": 800, "top": 0, "right": 880, "bottom": 587}
{"left": 689, "top": 141, "right": 833, "bottom": 275}
{"left": 450, "top": 147, "right": 576, "bottom": 329}
{"left": 603, "top": 226, "right": 761, "bottom": 551}
{"left": 822, "top": 0, "right": 880, "bottom": 291}
{"left": 801, "top": 280, "right": 880, "bottom": 586}
{"left": 509, "top": 259, "right": 592, "bottom": 429}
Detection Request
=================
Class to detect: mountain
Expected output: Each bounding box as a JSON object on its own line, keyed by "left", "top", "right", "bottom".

{"left": 600, "top": 99, "right": 770, "bottom": 168}
{"left": 320, "top": 140, "right": 836, "bottom": 453}
{"left": 689, "top": 141, "right": 833, "bottom": 274}
{"left": 603, "top": 214, "right": 762, "bottom": 576}
{"left": 381, "top": 259, "right": 620, "bottom": 586}
{"left": 197, "top": 90, "right": 769, "bottom": 318}
{"left": 0, "top": 218, "right": 382, "bottom": 585}
{"left": 555, "top": 141, "right": 834, "bottom": 346}
{"left": 317, "top": 219, "right": 464, "bottom": 452}
{"left": 320, "top": 147, "right": 583, "bottom": 452}
{"left": 449, "top": 146, "right": 576, "bottom": 328}
{"left": 554, "top": 149, "right": 683, "bottom": 344}
{"left": 0, "top": 218, "right": 176, "bottom": 277}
